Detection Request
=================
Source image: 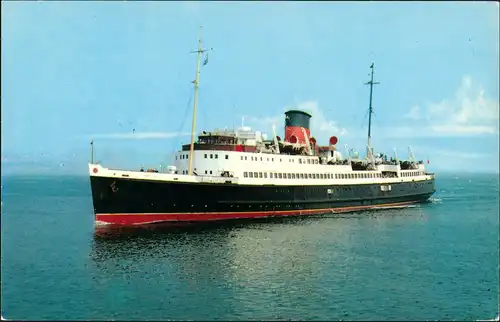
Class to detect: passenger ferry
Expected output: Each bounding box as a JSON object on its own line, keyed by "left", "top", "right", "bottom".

{"left": 88, "top": 28, "right": 436, "bottom": 227}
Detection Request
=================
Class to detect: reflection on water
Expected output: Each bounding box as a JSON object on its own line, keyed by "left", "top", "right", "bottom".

{"left": 88, "top": 207, "right": 432, "bottom": 320}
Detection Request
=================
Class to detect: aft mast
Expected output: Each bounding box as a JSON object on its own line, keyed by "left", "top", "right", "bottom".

{"left": 364, "top": 63, "right": 379, "bottom": 159}
{"left": 188, "top": 26, "right": 212, "bottom": 176}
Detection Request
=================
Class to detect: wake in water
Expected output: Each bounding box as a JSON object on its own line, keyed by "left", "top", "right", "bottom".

{"left": 375, "top": 204, "right": 420, "bottom": 210}
{"left": 429, "top": 196, "right": 443, "bottom": 204}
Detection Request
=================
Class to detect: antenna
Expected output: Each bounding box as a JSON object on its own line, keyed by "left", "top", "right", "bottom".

{"left": 90, "top": 139, "right": 94, "bottom": 164}
{"left": 364, "top": 63, "right": 380, "bottom": 159}
{"left": 345, "top": 144, "right": 351, "bottom": 165}
{"left": 272, "top": 124, "right": 280, "bottom": 154}
{"left": 408, "top": 146, "right": 416, "bottom": 165}
{"left": 188, "top": 26, "right": 213, "bottom": 176}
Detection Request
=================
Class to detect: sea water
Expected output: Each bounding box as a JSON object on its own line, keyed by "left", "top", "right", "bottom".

{"left": 1, "top": 173, "right": 498, "bottom": 320}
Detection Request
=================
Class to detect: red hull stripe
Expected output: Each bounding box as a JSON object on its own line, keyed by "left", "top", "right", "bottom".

{"left": 95, "top": 200, "right": 418, "bottom": 226}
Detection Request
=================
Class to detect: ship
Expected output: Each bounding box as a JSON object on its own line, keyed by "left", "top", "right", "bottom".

{"left": 88, "top": 28, "right": 436, "bottom": 227}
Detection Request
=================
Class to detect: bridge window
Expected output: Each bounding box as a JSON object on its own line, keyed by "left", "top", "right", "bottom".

{"left": 244, "top": 172, "right": 248, "bottom": 178}
{"left": 264, "top": 173, "right": 267, "bottom": 179}
{"left": 259, "top": 172, "right": 263, "bottom": 178}
{"left": 287, "top": 173, "right": 291, "bottom": 179}
{"left": 210, "top": 154, "right": 213, "bottom": 159}
{"left": 210, "top": 170, "right": 212, "bottom": 174}
{"left": 274, "top": 173, "right": 278, "bottom": 179}
{"left": 278, "top": 173, "right": 283, "bottom": 179}
{"left": 254, "top": 172, "right": 258, "bottom": 177}
{"left": 215, "top": 154, "right": 218, "bottom": 159}
{"left": 249, "top": 172, "right": 253, "bottom": 178}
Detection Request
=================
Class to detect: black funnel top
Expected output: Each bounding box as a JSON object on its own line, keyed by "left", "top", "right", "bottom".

{"left": 285, "top": 110, "right": 312, "bottom": 129}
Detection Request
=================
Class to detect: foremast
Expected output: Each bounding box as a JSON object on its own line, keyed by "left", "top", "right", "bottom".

{"left": 188, "top": 26, "right": 212, "bottom": 176}
{"left": 364, "top": 63, "right": 379, "bottom": 161}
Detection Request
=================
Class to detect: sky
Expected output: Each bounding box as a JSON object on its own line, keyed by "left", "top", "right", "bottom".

{"left": 1, "top": 1, "right": 499, "bottom": 175}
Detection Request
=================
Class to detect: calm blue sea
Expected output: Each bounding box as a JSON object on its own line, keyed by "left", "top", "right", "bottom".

{"left": 1, "top": 173, "right": 499, "bottom": 321}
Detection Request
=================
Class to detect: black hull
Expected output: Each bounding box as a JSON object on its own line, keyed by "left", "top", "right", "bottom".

{"left": 90, "top": 176, "right": 436, "bottom": 225}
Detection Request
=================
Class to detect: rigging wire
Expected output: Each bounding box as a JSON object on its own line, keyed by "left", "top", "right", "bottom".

{"left": 166, "top": 85, "right": 195, "bottom": 166}
{"left": 359, "top": 108, "right": 370, "bottom": 130}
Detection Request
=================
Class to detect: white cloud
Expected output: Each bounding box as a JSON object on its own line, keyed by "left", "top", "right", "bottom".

{"left": 92, "top": 132, "right": 191, "bottom": 140}
{"left": 379, "top": 125, "right": 498, "bottom": 139}
{"left": 404, "top": 105, "right": 421, "bottom": 120}
{"left": 298, "top": 101, "right": 348, "bottom": 137}
{"left": 402, "top": 75, "right": 499, "bottom": 137}
{"left": 245, "top": 115, "right": 283, "bottom": 127}
{"left": 430, "top": 124, "right": 498, "bottom": 135}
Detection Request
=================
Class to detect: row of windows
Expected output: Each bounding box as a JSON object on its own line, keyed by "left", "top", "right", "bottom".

{"left": 179, "top": 153, "right": 320, "bottom": 163}
{"left": 180, "top": 170, "right": 214, "bottom": 175}
{"left": 243, "top": 171, "right": 388, "bottom": 180}
{"left": 402, "top": 171, "right": 424, "bottom": 177}
{"left": 177, "top": 153, "right": 230, "bottom": 160}
{"left": 204, "top": 153, "right": 229, "bottom": 160}
{"left": 240, "top": 155, "right": 320, "bottom": 164}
